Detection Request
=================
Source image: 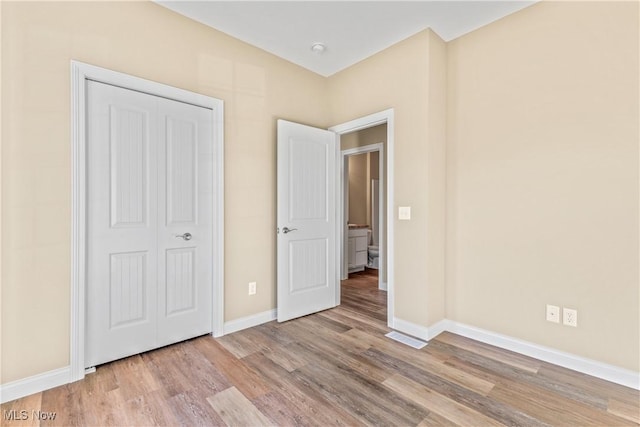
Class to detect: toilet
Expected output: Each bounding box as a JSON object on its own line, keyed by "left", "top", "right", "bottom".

{"left": 367, "top": 229, "right": 380, "bottom": 269}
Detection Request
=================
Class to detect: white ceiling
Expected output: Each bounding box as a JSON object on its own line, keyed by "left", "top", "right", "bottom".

{"left": 156, "top": 1, "right": 537, "bottom": 77}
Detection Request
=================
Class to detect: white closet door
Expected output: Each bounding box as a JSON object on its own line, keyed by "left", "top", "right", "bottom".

{"left": 86, "top": 81, "right": 213, "bottom": 368}
{"left": 156, "top": 97, "right": 212, "bottom": 347}
{"left": 86, "top": 81, "right": 159, "bottom": 367}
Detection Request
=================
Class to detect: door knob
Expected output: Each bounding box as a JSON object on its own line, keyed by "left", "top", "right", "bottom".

{"left": 282, "top": 227, "right": 298, "bottom": 234}
{"left": 175, "top": 232, "right": 192, "bottom": 241}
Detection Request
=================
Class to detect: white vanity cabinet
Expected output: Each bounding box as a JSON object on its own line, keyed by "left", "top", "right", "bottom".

{"left": 348, "top": 228, "right": 368, "bottom": 273}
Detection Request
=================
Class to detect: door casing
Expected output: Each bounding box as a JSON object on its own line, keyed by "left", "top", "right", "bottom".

{"left": 70, "top": 61, "right": 224, "bottom": 381}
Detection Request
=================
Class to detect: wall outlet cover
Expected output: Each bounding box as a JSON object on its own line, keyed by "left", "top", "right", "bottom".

{"left": 248, "top": 281, "right": 257, "bottom": 295}
{"left": 563, "top": 308, "right": 578, "bottom": 327}
{"left": 546, "top": 304, "right": 560, "bottom": 323}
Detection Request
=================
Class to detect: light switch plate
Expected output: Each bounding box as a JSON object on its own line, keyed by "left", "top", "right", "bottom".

{"left": 399, "top": 206, "right": 411, "bottom": 220}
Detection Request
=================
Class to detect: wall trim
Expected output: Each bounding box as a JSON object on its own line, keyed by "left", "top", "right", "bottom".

{"left": 223, "top": 309, "right": 277, "bottom": 335}
{"left": 426, "top": 319, "right": 449, "bottom": 340}
{"left": 392, "top": 317, "right": 430, "bottom": 341}
{"left": 0, "top": 366, "right": 71, "bottom": 404}
{"left": 392, "top": 317, "right": 449, "bottom": 341}
{"left": 430, "top": 320, "right": 640, "bottom": 390}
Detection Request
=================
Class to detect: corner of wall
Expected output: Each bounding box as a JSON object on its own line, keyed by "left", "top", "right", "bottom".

{"left": 425, "top": 25, "right": 448, "bottom": 326}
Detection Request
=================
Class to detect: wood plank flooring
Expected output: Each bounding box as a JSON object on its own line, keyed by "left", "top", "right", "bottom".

{"left": 3, "top": 268, "right": 639, "bottom": 426}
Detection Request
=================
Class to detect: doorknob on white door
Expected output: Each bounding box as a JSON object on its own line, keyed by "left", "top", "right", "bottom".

{"left": 282, "top": 227, "right": 297, "bottom": 234}
{"left": 175, "top": 232, "right": 192, "bottom": 241}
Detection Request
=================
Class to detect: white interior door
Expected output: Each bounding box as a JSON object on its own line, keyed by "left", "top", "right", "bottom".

{"left": 156, "top": 96, "right": 213, "bottom": 347}
{"left": 277, "top": 120, "right": 337, "bottom": 322}
{"left": 86, "top": 81, "right": 213, "bottom": 368}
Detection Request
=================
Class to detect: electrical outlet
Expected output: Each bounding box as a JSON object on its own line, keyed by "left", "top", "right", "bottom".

{"left": 248, "top": 281, "right": 257, "bottom": 295}
{"left": 563, "top": 308, "right": 577, "bottom": 327}
{"left": 546, "top": 304, "right": 560, "bottom": 323}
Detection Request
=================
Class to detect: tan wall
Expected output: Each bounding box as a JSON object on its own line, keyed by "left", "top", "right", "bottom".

{"left": 328, "top": 30, "right": 447, "bottom": 328}
{"left": 370, "top": 151, "right": 379, "bottom": 181}
{"left": 425, "top": 31, "right": 448, "bottom": 325}
{"left": 446, "top": 1, "right": 639, "bottom": 371}
{"left": 341, "top": 124, "right": 387, "bottom": 151}
{"left": 347, "top": 152, "right": 380, "bottom": 228}
{"left": 348, "top": 154, "right": 368, "bottom": 225}
{"left": 0, "top": 1, "right": 329, "bottom": 383}
{"left": 368, "top": 152, "right": 379, "bottom": 229}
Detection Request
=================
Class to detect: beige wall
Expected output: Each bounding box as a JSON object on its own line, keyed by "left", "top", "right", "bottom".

{"left": 425, "top": 31, "right": 448, "bottom": 325}
{"left": 370, "top": 151, "right": 379, "bottom": 181}
{"left": 446, "top": 1, "right": 639, "bottom": 371}
{"left": 348, "top": 154, "right": 369, "bottom": 225}
{"left": 328, "top": 30, "right": 447, "bottom": 329}
{"left": 1, "top": 1, "right": 329, "bottom": 383}
{"left": 347, "top": 152, "right": 380, "bottom": 228}
{"left": 341, "top": 124, "right": 387, "bottom": 151}
{"left": 368, "top": 152, "right": 379, "bottom": 229}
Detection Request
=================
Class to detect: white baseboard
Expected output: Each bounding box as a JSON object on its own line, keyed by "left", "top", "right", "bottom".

{"left": 379, "top": 281, "right": 388, "bottom": 291}
{"left": 426, "top": 319, "right": 449, "bottom": 340}
{"left": 392, "top": 317, "right": 450, "bottom": 341}
{"left": 223, "top": 309, "right": 277, "bottom": 335}
{"left": 0, "top": 366, "right": 71, "bottom": 404}
{"left": 392, "top": 317, "right": 430, "bottom": 341}
{"left": 434, "top": 320, "right": 639, "bottom": 390}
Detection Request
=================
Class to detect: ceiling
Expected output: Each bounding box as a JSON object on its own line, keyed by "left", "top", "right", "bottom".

{"left": 155, "top": 1, "right": 537, "bottom": 77}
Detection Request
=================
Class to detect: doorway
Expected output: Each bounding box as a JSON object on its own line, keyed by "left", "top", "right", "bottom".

{"left": 342, "top": 140, "right": 385, "bottom": 291}
{"left": 330, "top": 109, "right": 394, "bottom": 327}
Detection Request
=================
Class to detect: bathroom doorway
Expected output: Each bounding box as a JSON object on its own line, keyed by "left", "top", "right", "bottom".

{"left": 341, "top": 126, "right": 386, "bottom": 292}
{"left": 330, "top": 109, "right": 394, "bottom": 327}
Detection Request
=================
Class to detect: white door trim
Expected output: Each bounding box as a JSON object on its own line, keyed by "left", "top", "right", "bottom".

{"left": 70, "top": 61, "right": 224, "bottom": 381}
{"left": 329, "top": 109, "right": 394, "bottom": 327}
{"left": 341, "top": 143, "right": 385, "bottom": 291}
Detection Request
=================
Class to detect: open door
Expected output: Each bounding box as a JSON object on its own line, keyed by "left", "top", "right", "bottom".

{"left": 277, "top": 120, "right": 337, "bottom": 322}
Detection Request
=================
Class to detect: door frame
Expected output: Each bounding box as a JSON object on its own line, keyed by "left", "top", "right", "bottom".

{"left": 70, "top": 61, "right": 224, "bottom": 381}
{"left": 329, "top": 109, "right": 394, "bottom": 326}
{"left": 342, "top": 143, "right": 385, "bottom": 290}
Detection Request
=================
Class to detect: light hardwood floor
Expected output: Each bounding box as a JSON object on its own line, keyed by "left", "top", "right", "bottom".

{"left": 3, "top": 269, "right": 639, "bottom": 426}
